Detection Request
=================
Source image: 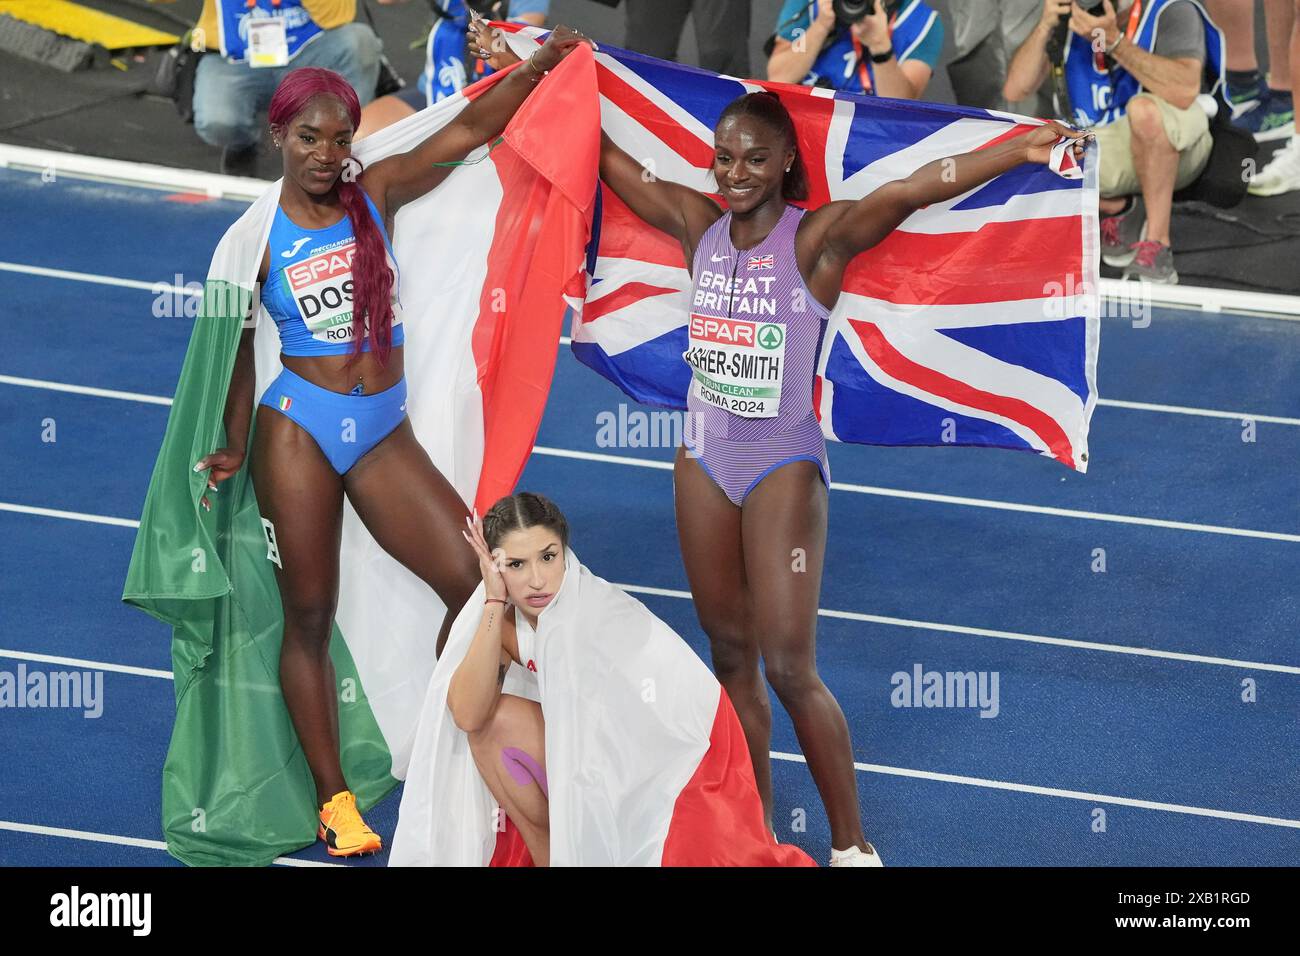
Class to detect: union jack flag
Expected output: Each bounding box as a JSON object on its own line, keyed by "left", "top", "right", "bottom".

{"left": 501, "top": 27, "right": 1100, "bottom": 471}
{"left": 747, "top": 254, "right": 775, "bottom": 271}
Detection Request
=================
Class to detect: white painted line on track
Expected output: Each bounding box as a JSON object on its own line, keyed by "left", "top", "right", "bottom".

{"left": 4, "top": 559, "right": 1296, "bottom": 676}
{"left": 0, "top": 821, "right": 340, "bottom": 866}
{"left": 531, "top": 446, "right": 1300, "bottom": 543}
{"left": 0, "top": 501, "right": 140, "bottom": 528}
{"left": 0, "top": 648, "right": 171, "bottom": 680}
{"left": 771, "top": 753, "right": 1300, "bottom": 830}
{"left": 618, "top": 585, "right": 1300, "bottom": 675}
{"left": 0, "top": 374, "right": 173, "bottom": 406}
{"left": 1, "top": 275, "right": 1297, "bottom": 426}
{"left": 0, "top": 261, "right": 190, "bottom": 296}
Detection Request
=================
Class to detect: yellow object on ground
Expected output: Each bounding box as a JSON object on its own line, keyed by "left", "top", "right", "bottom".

{"left": 0, "top": 0, "right": 178, "bottom": 49}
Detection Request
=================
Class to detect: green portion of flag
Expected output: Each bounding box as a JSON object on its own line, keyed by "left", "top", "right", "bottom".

{"left": 123, "top": 280, "right": 394, "bottom": 866}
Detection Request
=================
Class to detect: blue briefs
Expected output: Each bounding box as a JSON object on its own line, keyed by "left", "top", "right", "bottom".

{"left": 258, "top": 365, "right": 408, "bottom": 475}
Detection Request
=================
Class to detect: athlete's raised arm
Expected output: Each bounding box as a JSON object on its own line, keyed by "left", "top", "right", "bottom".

{"left": 364, "top": 25, "right": 591, "bottom": 217}
{"left": 797, "top": 120, "right": 1091, "bottom": 308}
{"left": 600, "top": 131, "right": 724, "bottom": 273}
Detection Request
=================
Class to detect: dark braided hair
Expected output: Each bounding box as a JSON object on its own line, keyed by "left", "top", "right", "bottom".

{"left": 482, "top": 492, "right": 570, "bottom": 553}
{"left": 715, "top": 91, "right": 810, "bottom": 202}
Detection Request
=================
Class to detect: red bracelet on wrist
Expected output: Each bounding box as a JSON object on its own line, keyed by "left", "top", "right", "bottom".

{"left": 485, "top": 597, "right": 508, "bottom": 607}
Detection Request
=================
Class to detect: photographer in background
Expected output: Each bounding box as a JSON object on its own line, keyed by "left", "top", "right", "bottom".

{"left": 622, "top": 0, "right": 751, "bottom": 77}
{"left": 356, "top": 0, "right": 548, "bottom": 139}
{"left": 766, "top": 0, "right": 943, "bottom": 100}
{"left": 944, "top": 0, "right": 1049, "bottom": 113}
{"left": 1005, "top": 0, "right": 1226, "bottom": 284}
{"left": 191, "top": 0, "right": 383, "bottom": 175}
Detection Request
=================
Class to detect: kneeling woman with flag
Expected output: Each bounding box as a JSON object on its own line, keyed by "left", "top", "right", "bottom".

{"left": 390, "top": 492, "right": 815, "bottom": 866}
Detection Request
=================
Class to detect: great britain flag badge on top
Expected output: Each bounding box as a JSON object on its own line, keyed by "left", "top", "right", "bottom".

{"left": 747, "top": 254, "right": 774, "bottom": 271}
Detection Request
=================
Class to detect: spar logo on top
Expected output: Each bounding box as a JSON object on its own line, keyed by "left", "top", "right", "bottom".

{"left": 284, "top": 238, "right": 357, "bottom": 341}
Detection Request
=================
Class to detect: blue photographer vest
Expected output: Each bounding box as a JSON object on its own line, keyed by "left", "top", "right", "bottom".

{"left": 422, "top": 2, "right": 542, "bottom": 105}
{"left": 216, "top": 0, "right": 324, "bottom": 64}
{"left": 1063, "top": 0, "right": 1225, "bottom": 127}
{"left": 802, "top": 0, "right": 939, "bottom": 96}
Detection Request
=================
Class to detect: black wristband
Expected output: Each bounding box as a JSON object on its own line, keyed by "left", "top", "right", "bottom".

{"left": 870, "top": 47, "right": 894, "bottom": 63}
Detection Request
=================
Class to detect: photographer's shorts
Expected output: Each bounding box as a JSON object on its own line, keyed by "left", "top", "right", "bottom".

{"left": 1092, "top": 92, "right": 1214, "bottom": 197}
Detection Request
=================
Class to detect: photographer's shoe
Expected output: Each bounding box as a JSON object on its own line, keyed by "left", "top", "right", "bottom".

{"left": 1235, "top": 89, "right": 1296, "bottom": 143}
{"left": 1100, "top": 195, "right": 1146, "bottom": 268}
{"left": 318, "top": 790, "right": 383, "bottom": 857}
{"left": 830, "top": 843, "right": 884, "bottom": 867}
{"left": 1123, "top": 239, "right": 1178, "bottom": 285}
{"left": 1248, "top": 138, "right": 1300, "bottom": 196}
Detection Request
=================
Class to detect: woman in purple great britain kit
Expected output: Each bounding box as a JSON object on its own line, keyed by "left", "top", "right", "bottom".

{"left": 598, "top": 91, "right": 1087, "bottom": 867}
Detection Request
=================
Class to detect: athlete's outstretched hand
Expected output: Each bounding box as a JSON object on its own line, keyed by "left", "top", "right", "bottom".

{"left": 1024, "top": 119, "right": 1093, "bottom": 165}
{"left": 533, "top": 25, "right": 595, "bottom": 72}
{"left": 467, "top": 13, "right": 521, "bottom": 71}
{"left": 193, "top": 447, "right": 245, "bottom": 512}
{"left": 461, "top": 509, "right": 508, "bottom": 602}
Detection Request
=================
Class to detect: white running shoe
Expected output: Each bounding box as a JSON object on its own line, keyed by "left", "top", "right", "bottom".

{"left": 829, "top": 843, "right": 884, "bottom": 867}
{"left": 1248, "top": 138, "right": 1300, "bottom": 197}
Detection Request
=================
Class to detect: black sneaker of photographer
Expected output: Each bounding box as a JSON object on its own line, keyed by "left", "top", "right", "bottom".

{"left": 1100, "top": 195, "right": 1146, "bottom": 267}
{"left": 1123, "top": 239, "right": 1178, "bottom": 284}
{"left": 220, "top": 143, "right": 259, "bottom": 178}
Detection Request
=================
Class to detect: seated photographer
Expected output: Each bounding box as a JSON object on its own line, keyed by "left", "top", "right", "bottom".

{"left": 356, "top": 0, "right": 548, "bottom": 140}
{"left": 1006, "top": 0, "right": 1225, "bottom": 284}
{"left": 191, "top": 0, "right": 383, "bottom": 175}
{"left": 766, "top": 0, "right": 943, "bottom": 100}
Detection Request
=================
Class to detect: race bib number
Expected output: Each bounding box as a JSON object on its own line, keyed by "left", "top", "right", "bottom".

{"left": 284, "top": 243, "right": 357, "bottom": 343}
{"left": 683, "top": 312, "right": 785, "bottom": 418}
{"left": 248, "top": 17, "right": 289, "bottom": 68}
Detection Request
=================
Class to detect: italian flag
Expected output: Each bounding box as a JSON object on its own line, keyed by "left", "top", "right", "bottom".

{"left": 392, "top": 550, "right": 817, "bottom": 867}
{"left": 121, "top": 48, "right": 599, "bottom": 866}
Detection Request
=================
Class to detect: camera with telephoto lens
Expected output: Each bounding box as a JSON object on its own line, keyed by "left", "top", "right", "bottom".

{"left": 465, "top": 0, "right": 506, "bottom": 17}
{"left": 1047, "top": 0, "right": 1109, "bottom": 64}
{"left": 832, "top": 0, "right": 901, "bottom": 25}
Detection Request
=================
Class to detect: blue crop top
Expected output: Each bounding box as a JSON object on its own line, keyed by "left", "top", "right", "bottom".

{"left": 247, "top": 190, "right": 406, "bottom": 356}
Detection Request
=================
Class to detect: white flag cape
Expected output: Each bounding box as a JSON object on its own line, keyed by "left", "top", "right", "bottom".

{"left": 391, "top": 547, "right": 815, "bottom": 866}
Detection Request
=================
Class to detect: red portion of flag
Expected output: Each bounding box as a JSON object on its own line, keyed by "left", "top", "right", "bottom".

{"left": 851, "top": 318, "right": 1076, "bottom": 468}
{"left": 843, "top": 215, "right": 1083, "bottom": 306}
{"left": 470, "top": 46, "right": 600, "bottom": 513}
{"left": 661, "top": 689, "right": 817, "bottom": 867}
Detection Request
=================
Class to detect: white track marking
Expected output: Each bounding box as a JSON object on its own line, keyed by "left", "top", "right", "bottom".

{"left": 770, "top": 753, "right": 1300, "bottom": 830}
{"left": 0, "top": 821, "right": 339, "bottom": 866}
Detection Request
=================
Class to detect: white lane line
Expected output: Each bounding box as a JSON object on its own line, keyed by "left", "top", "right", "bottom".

{"left": 770, "top": 753, "right": 1300, "bottom": 830}
{"left": 16, "top": 441, "right": 1291, "bottom": 548}
{"left": 6, "top": 558, "right": 1297, "bottom": 676}
{"left": 2, "top": 501, "right": 1298, "bottom": 671}
{"left": 0, "top": 374, "right": 173, "bottom": 405}
{"left": 0, "top": 298, "right": 1295, "bottom": 428}
{"left": 0, "top": 261, "right": 190, "bottom": 296}
{"left": 562, "top": 334, "right": 1300, "bottom": 425}
{"left": 0, "top": 648, "right": 171, "bottom": 680}
{"left": 0, "top": 821, "right": 340, "bottom": 866}
{"left": 9, "top": 420, "right": 1287, "bottom": 542}
{"left": 1095, "top": 397, "right": 1300, "bottom": 427}
{"left": 531, "top": 446, "right": 1300, "bottom": 543}
{"left": 618, "top": 585, "right": 1300, "bottom": 675}
{"left": 0, "top": 502, "right": 139, "bottom": 529}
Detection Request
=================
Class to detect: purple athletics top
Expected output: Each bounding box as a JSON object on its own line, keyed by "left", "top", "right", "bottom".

{"left": 682, "top": 203, "right": 832, "bottom": 506}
